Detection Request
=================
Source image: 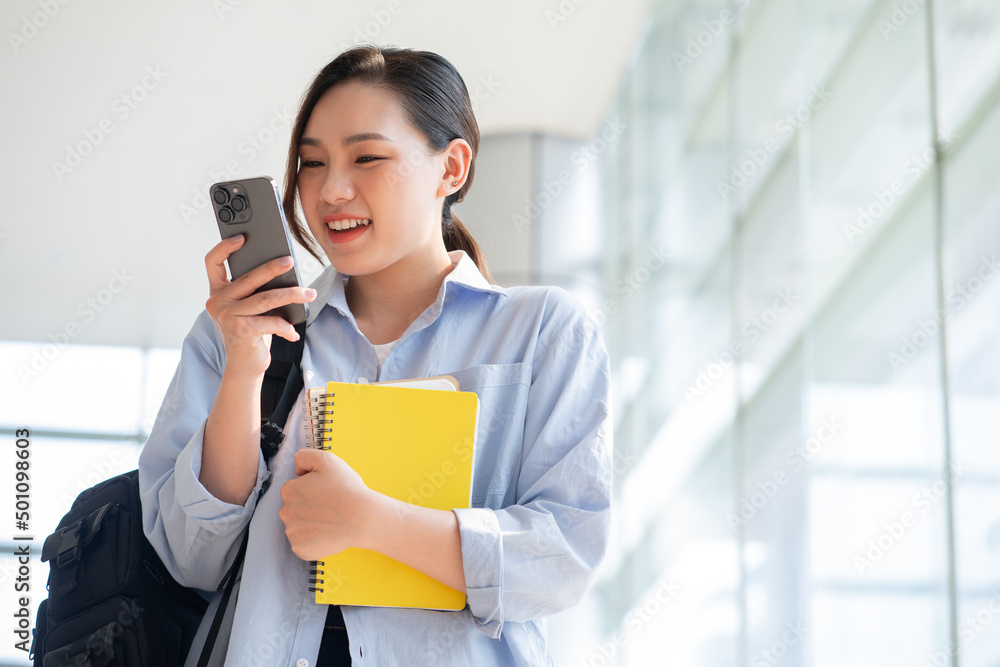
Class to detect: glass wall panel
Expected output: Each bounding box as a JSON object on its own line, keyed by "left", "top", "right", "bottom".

{"left": 937, "top": 3, "right": 1000, "bottom": 665}
{"left": 557, "top": 0, "right": 1000, "bottom": 665}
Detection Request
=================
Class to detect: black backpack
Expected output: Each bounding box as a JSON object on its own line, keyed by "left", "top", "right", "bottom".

{"left": 31, "top": 324, "right": 305, "bottom": 667}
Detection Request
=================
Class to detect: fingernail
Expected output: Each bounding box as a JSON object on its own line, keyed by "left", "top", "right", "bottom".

{"left": 230, "top": 234, "right": 244, "bottom": 242}
{"left": 304, "top": 288, "right": 317, "bottom": 299}
{"left": 279, "top": 256, "right": 293, "bottom": 266}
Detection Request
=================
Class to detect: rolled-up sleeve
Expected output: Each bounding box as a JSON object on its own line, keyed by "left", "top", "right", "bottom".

{"left": 454, "top": 291, "right": 613, "bottom": 638}
{"left": 138, "top": 310, "right": 271, "bottom": 591}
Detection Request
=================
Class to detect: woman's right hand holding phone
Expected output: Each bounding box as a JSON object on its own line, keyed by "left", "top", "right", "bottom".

{"left": 201, "top": 235, "right": 317, "bottom": 505}
{"left": 204, "top": 234, "right": 317, "bottom": 381}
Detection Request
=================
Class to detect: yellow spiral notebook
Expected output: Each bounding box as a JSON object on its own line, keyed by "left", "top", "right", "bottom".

{"left": 303, "top": 377, "right": 479, "bottom": 610}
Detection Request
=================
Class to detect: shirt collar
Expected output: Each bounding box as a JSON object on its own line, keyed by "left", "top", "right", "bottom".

{"left": 306, "top": 250, "right": 505, "bottom": 328}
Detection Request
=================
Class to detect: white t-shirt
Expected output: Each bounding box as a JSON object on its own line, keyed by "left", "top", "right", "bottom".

{"left": 372, "top": 338, "right": 401, "bottom": 376}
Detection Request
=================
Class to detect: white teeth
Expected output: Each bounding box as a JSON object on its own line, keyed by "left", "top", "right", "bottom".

{"left": 328, "top": 218, "right": 371, "bottom": 231}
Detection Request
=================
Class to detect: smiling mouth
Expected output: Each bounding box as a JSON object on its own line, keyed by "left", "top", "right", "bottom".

{"left": 328, "top": 218, "right": 371, "bottom": 232}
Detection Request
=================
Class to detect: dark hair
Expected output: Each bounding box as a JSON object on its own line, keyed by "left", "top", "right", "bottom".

{"left": 281, "top": 44, "right": 492, "bottom": 283}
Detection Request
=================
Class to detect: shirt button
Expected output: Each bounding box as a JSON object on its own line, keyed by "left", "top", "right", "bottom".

{"left": 357, "top": 377, "right": 369, "bottom": 384}
{"left": 295, "top": 660, "right": 309, "bottom": 667}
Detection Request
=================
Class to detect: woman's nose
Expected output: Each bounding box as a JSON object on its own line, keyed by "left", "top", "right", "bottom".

{"left": 319, "top": 170, "right": 356, "bottom": 203}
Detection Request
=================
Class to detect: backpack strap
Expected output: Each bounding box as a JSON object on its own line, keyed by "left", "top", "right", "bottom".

{"left": 197, "top": 321, "right": 306, "bottom": 667}
{"left": 260, "top": 322, "right": 307, "bottom": 462}
{"left": 196, "top": 532, "right": 249, "bottom": 667}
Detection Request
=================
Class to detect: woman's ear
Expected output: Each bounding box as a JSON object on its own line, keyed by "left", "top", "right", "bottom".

{"left": 437, "top": 138, "right": 472, "bottom": 197}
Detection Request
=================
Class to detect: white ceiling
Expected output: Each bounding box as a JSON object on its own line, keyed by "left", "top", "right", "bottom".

{"left": 0, "top": 0, "right": 653, "bottom": 348}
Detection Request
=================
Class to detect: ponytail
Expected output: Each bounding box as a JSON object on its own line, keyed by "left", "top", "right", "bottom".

{"left": 442, "top": 200, "right": 492, "bottom": 284}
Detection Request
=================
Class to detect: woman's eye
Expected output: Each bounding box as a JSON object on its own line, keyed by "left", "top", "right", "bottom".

{"left": 300, "top": 159, "right": 324, "bottom": 168}
{"left": 356, "top": 156, "right": 383, "bottom": 164}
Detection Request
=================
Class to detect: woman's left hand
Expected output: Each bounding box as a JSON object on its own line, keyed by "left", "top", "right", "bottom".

{"left": 279, "top": 448, "right": 375, "bottom": 560}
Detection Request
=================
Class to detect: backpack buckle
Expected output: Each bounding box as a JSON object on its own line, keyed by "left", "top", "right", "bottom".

{"left": 45, "top": 521, "right": 83, "bottom": 568}
{"left": 42, "top": 502, "right": 119, "bottom": 568}
{"left": 260, "top": 421, "right": 286, "bottom": 460}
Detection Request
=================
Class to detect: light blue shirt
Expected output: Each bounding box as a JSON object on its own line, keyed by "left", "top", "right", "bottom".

{"left": 139, "top": 250, "right": 613, "bottom": 666}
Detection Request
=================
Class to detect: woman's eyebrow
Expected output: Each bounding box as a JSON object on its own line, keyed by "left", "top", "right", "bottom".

{"left": 298, "top": 133, "right": 394, "bottom": 147}
{"left": 343, "top": 132, "right": 394, "bottom": 146}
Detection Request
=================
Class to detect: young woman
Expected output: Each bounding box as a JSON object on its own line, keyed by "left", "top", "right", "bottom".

{"left": 139, "top": 45, "right": 612, "bottom": 666}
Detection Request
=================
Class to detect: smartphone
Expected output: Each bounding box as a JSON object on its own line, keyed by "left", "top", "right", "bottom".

{"left": 210, "top": 176, "right": 308, "bottom": 325}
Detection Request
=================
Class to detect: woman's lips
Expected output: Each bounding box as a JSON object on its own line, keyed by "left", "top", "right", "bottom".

{"left": 327, "top": 218, "right": 371, "bottom": 231}
{"left": 326, "top": 218, "right": 371, "bottom": 244}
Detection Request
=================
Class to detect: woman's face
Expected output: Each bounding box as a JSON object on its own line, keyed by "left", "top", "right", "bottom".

{"left": 296, "top": 80, "right": 454, "bottom": 277}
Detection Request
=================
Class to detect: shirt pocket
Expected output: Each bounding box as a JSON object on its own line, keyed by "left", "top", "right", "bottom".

{"left": 447, "top": 363, "right": 532, "bottom": 508}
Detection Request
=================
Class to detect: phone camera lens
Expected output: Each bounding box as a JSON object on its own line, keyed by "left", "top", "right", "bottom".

{"left": 218, "top": 207, "right": 234, "bottom": 223}
{"left": 213, "top": 189, "right": 229, "bottom": 204}
{"left": 230, "top": 195, "right": 247, "bottom": 212}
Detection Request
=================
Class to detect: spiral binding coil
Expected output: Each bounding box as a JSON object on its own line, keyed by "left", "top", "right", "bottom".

{"left": 302, "top": 392, "right": 334, "bottom": 451}
{"left": 308, "top": 562, "right": 325, "bottom": 593}
{"left": 303, "top": 390, "right": 335, "bottom": 593}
